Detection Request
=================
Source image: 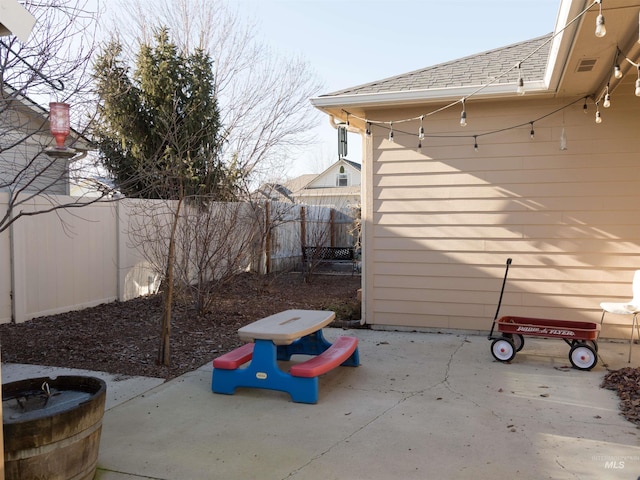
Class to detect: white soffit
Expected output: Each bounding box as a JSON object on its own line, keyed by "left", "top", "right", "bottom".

{"left": 0, "top": 0, "right": 36, "bottom": 43}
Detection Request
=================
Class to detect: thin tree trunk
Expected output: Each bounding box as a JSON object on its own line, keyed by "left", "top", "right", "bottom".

{"left": 158, "top": 195, "right": 184, "bottom": 366}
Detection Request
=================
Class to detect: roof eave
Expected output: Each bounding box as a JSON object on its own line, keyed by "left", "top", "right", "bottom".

{"left": 311, "top": 80, "right": 553, "bottom": 110}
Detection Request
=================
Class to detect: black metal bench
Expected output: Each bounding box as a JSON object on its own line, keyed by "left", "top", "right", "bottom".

{"left": 302, "top": 246, "right": 355, "bottom": 262}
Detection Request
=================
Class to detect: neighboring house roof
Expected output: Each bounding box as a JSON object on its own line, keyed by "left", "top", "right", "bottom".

{"left": 253, "top": 182, "right": 296, "bottom": 203}
{"left": 285, "top": 173, "right": 318, "bottom": 192}
{"left": 341, "top": 159, "right": 362, "bottom": 172}
{"left": 322, "top": 34, "right": 552, "bottom": 98}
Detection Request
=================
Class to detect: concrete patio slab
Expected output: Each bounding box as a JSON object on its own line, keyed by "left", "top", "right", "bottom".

{"left": 91, "top": 328, "right": 640, "bottom": 479}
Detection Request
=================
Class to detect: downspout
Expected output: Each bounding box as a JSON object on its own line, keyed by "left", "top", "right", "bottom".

{"left": 8, "top": 190, "right": 15, "bottom": 324}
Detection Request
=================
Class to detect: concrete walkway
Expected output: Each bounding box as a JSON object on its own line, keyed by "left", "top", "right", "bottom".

{"left": 6, "top": 328, "right": 640, "bottom": 479}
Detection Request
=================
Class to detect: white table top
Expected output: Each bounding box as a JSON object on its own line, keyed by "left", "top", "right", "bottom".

{"left": 238, "top": 309, "right": 336, "bottom": 345}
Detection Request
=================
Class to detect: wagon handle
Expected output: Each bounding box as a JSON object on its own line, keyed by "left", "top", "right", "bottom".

{"left": 488, "top": 258, "right": 512, "bottom": 339}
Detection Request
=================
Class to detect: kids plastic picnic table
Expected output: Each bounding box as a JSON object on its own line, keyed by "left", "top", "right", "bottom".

{"left": 212, "top": 309, "right": 359, "bottom": 403}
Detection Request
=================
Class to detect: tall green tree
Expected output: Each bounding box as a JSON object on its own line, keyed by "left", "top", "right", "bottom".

{"left": 93, "top": 28, "right": 241, "bottom": 365}
{"left": 93, "top": 27, "right": 240, "bottom": 200}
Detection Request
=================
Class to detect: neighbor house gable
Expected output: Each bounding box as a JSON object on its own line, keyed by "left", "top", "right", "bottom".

{"left": 308, "top": 158, "right": 361, "bottom": 189}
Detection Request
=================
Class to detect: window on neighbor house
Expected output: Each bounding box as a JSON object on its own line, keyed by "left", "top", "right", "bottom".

{"left": 336, "top": 165, "right": 348, "bottom": 187}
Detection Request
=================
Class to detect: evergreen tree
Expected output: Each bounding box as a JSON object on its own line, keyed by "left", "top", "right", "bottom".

{"left": 93, "top": 27, "right": 240, "bottom": 200}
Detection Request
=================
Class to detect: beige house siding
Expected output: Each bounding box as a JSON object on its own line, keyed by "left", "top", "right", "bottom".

{"left": 362, "top": 83, "right": 640, "bottom": 337}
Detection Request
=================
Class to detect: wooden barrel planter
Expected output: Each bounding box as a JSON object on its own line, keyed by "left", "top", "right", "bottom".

{"left": 2, "top": 376, "right": 107, "bottom": 480}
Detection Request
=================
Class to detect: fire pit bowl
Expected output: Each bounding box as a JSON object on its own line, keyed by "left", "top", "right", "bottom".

{"left": 2, "top": 375, "right": 107, "bottom": 480}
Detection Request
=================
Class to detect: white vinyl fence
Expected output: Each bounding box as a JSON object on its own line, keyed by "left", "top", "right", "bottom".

{"left": 0, "top": 195, "right": 354, "bottom": 324}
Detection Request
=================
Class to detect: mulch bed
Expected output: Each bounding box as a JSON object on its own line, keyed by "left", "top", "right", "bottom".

{"left": 601, "top": 367, "right": 640, "bottom": 426}
{"left": 0, "top": 272, "right": 362, "bottom": 380}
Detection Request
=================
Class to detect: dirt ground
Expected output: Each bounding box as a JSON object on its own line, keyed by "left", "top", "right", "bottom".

{"left": 0, "top": 272, "right": 362, "bottom": 381}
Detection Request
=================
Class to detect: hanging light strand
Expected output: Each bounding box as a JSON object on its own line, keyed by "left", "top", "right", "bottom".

{"left": 367, "top": 96, "right": 587, "bottom": 152}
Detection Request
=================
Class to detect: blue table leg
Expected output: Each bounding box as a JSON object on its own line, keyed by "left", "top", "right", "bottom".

{"left": 212, "top": 339, "right": 320, "bottom": 404}
{"left": 277, "top": 329, "right": 332, "bottom": 360}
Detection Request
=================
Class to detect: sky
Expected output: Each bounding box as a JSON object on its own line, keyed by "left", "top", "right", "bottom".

{"left": 234, "top": 0, "right": 562, "bottom": 178}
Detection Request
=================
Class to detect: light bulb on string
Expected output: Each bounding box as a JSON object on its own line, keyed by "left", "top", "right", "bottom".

{"left": 365, "top": 121, "right": 371, "bottom": 136}
{"left": 583, "top": 97, "right": 588, "bottom": 113}
{"left": 388, "top": 122, "right": 394, "bottom": 142}
{"left": 473, "top": 136, "right": 478, "bottom": 152}
{"left": 460, "top": 99, "right": 467, "bottom": 127}
{"left": 516, "top": 63, "right": 525, "bottom": 95}
{"left": 595, "top": 104, "right": 602, "bottom": 123}
{"left": 418, "top": 116, "right": 425, "bottom": 151}
{"left": 603, "top": 85, "right": 611, "bottom": 108}
{"left": 613, "top": 48, "right": 623, "bottom": 79}
{"left": 636, "top": 66, "right": 640, "bottom": 97}
{"left": 595, "top": 0, "right": 606, "bottom": 37}
{"left": 614, "top": 64, "right": 623, "bottom": 79}
{"left": 530, "top": 122, "right": 535, "bottom": 139}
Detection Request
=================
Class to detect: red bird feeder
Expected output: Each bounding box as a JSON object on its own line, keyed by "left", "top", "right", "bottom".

{"left": 49, "top": 102, "right": 70, "bottom": 148}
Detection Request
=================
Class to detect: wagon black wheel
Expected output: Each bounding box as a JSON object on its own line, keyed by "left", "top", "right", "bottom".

{"left": 491, "top": 338, "right": 516, "bottom": 362}
{"left": 569, "top": 342, "right": 597, "bottom": 371}
{"left": 501, "top": 334, "right": 524, "bottom": 352}
{"left": 512, "top": 334, "right": 525, "bottom": 352}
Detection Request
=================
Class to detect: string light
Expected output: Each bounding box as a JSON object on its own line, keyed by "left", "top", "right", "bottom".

{"left": 516, "top": 63, "right": 525, "bottom": 95}
{"left": 389, "top": 122, "right": 394, "bottom": 142}
{"left": 365, "top": 121, "right": 371, "bottom": 136}
{"left": 595, "top": 103, "right": 602, "bottom": 123}
{"left": 460, "top": 99, "right": 467, "bottom": 127}
{"left": 636, "top": 65, "right": 640, "bottom": 96}
{"left": 418, "top": 116, "right": 425, "bottom": 140}
{"left": 473, "top": 136, "right": 478, "bottom": 152}
{"left": 530, "top": 122, "right": 535, "bottom": 139}
{"left": 603, "top": 84, "right": 611, "bottom": 108}
{"left": 595, "top": 0, "right": 606, "bottom": 37}
{"left": 614, "top": 48, "right": 623, "bottom": 78}
{"left": 583, "top": 97, "right": 588, "bottom": 113}
{"left": 614, "top": 64, "right": 623, "bottom": 78}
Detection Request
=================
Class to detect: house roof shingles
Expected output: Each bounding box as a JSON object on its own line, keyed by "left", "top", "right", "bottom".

{"left": 320, "top": 34, "right": 553, "bottom": 98}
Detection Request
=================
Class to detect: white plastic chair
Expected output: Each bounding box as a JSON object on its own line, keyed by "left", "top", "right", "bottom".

{"left": 600, "top": 269, "right": 640, "bottom": 362}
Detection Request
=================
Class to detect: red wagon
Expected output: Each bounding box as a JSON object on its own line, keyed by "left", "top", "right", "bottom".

{"left": 487, "top": 259, "right": 600, "bottom": 371}
{"left": 490, "top": 316, "right": 600, "bottom": 370}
